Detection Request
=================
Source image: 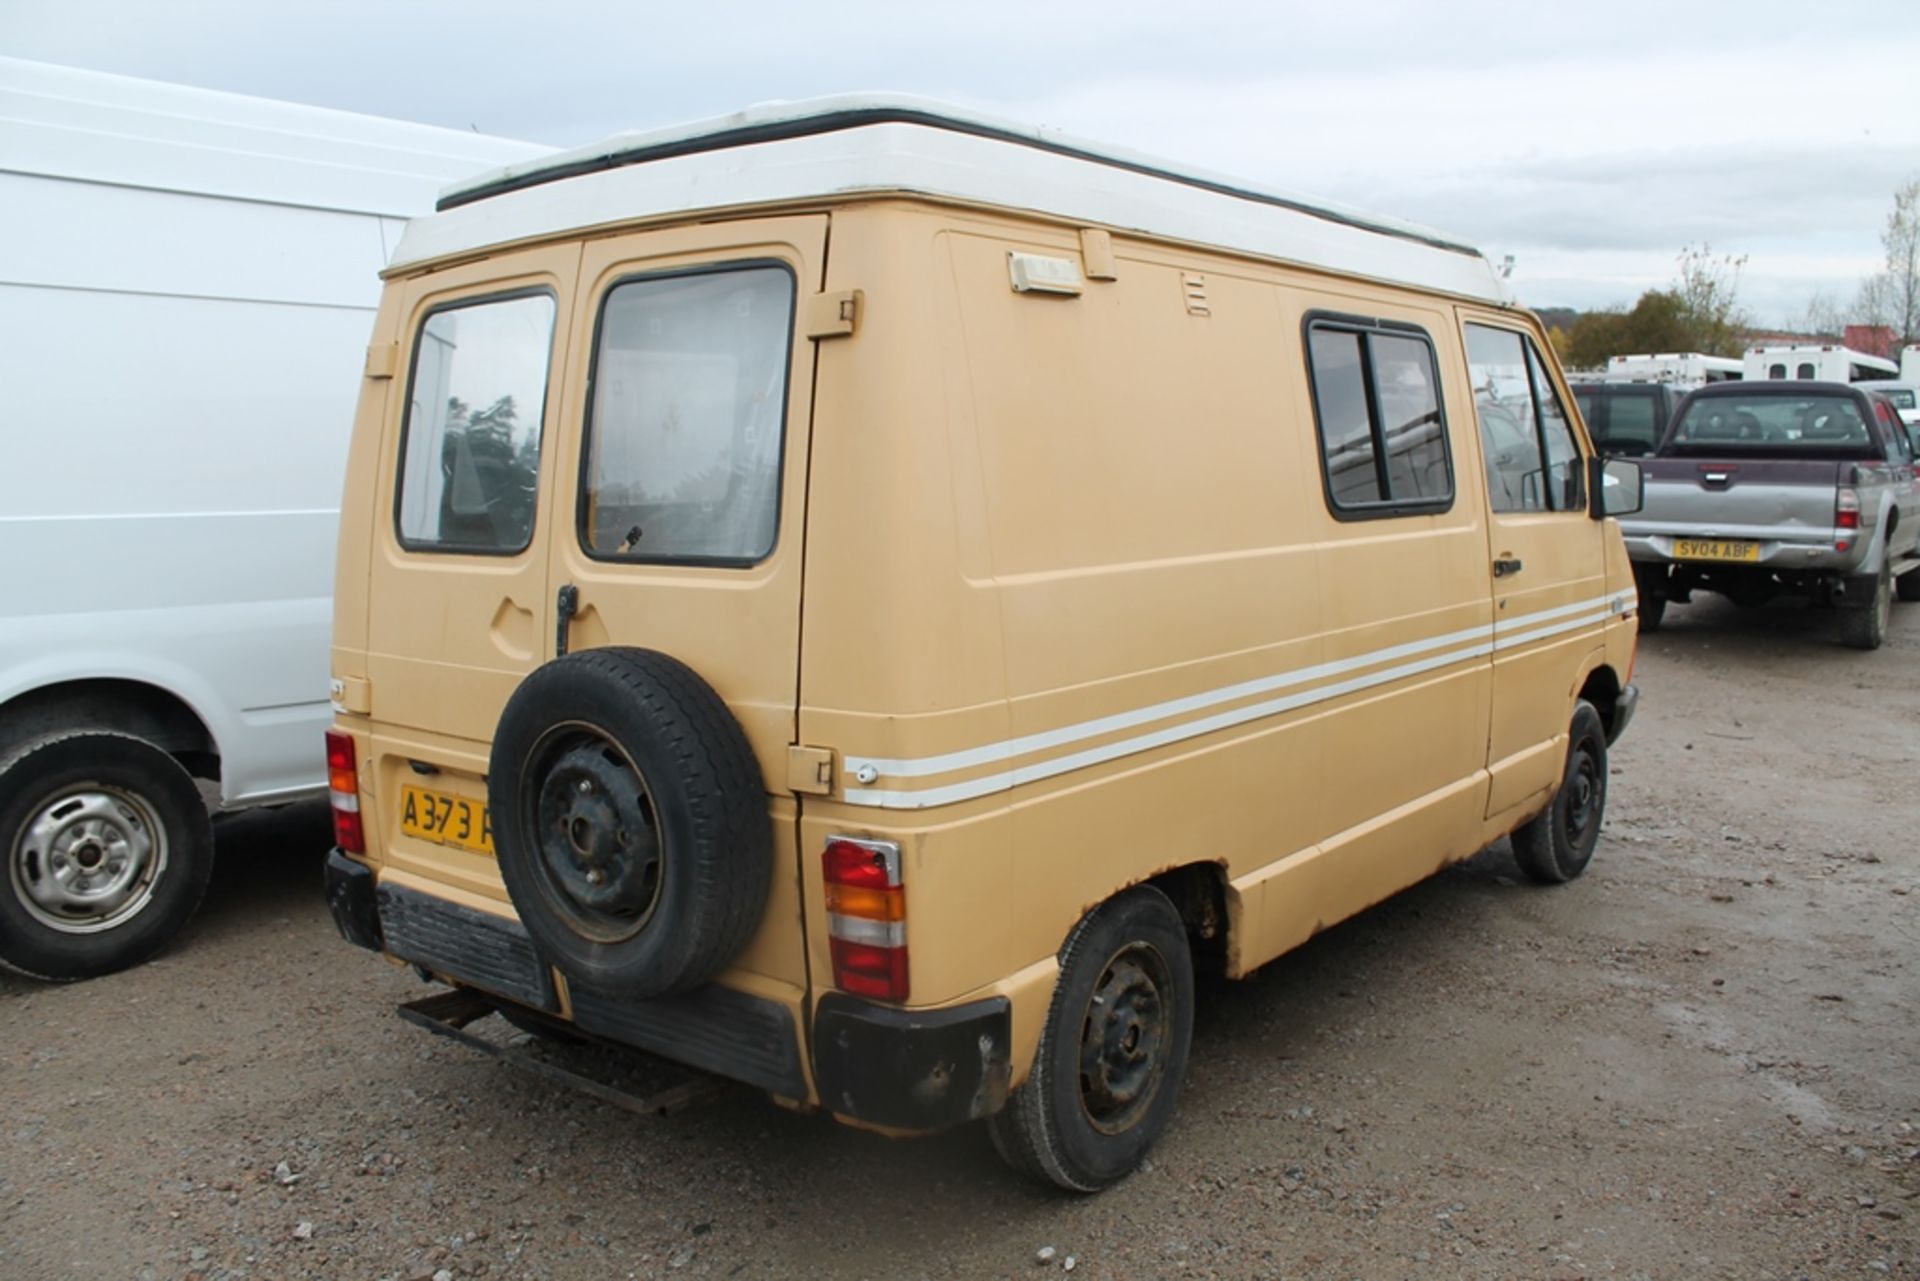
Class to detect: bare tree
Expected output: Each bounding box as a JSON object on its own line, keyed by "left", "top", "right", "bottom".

{"left": 1673, "top": 243, "right": 1749, "bottom": 356}
{"left": 1795, "top": 288, "right": 1846, "bottom": 339}
{"left": 1880, "top": 179, "right": 1919, "bottom": 345}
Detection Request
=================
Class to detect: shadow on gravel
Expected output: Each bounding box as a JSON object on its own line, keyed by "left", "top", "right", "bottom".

{"left": 1648, "top": 591, "right": 1919, "bottom": 655}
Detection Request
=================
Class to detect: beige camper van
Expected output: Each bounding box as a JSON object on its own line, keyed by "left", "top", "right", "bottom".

{"left": 323, "top": 97, "right": 1645, "bottom": 1191}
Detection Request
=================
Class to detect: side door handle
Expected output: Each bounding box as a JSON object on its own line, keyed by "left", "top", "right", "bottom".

{"left": 1493, "top": 557, "right": 1524, "bottom": 579}
{"left": 555, "top": 583, "right": 579, "bottom": 657}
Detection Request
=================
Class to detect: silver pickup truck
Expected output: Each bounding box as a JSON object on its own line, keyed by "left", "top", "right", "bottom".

{"left": 1622, "top": 381, "right": 1920, "bottom": 649}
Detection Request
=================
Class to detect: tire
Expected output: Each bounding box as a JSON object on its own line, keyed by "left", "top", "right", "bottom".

{"left": 1511, "top": 701, "right": 1608, "bottom": 885}
{"left": 1839, "top": 560, "right": 1892, "bottom": 651}
{"left": 1897, "top": 566, "right": 1920, "bottom": 603}
{"left": 487, "top": 647, "right": 770, "bottom": 1000}
{"left": 988, "top": 886, "right": 1195, "bottom": 1192}
{"left": 1633, "top": 565, "right": 1667, "bottom": 632}
{"left": 0, "top": 731, "right": 214, "bottom": 981}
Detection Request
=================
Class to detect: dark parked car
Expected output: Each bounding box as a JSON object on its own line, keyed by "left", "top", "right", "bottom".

{"left": 1570, "top": 382, "right": 1687, "bottom": 458}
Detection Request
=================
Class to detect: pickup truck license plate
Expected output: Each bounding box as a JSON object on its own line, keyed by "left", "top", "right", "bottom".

{"left": 398, "top": 784, "right": 495, "bottom": 856}
{"left": 1673, "top": 538, "right": 1760, "bottom": 562}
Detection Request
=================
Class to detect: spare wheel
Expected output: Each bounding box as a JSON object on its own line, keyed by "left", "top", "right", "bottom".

{"left": 487, "top": 647, "right": 771, "bottom": 999}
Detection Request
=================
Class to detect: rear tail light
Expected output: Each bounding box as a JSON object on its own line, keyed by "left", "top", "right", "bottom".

{"left": 1837, "top": 487, "right": 1860, "bottom": 551}
{"left": 325, "top": 730, "right": 365, "bottom": 854}
{"left": 823, "top": 836, "right": 906, "bottom": 1001}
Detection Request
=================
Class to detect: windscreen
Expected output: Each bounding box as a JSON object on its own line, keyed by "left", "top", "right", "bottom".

{"left": 1664, "top": 394, "right": 1874, "bottom": 455}
{"left": 1879, "top": 388, "right": 1917, "bottom": 410}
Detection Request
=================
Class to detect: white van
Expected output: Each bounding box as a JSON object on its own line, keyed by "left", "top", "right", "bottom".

{"left": 1743, "top": 344, "right": 1898, "bottom": 383}
{"left": 1903, "top": 345, "right": 1919, "bottom": 384}
{"left": 1604, "top": 352, "right": 1743, "bottom": 388}
{"left": 0, "top": 58, "right": 547, "bottom": 979}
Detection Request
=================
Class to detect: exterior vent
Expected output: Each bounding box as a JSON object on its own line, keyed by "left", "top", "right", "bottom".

{"left": 1182, "top": 273, "right": 1210, "bottom": 317}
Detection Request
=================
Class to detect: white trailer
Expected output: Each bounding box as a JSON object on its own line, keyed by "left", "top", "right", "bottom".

{"left": 0, "top": 57, "right": 548, "bottom": 979}
{"left": 1603, "top": 352, "right": 1743, "bottom": 388}
{"left": 1743, "top": 344, "right": 1899, "bottom": 383}
{"left": 1903, "top": 345, "right": 1919, "bottom": 383}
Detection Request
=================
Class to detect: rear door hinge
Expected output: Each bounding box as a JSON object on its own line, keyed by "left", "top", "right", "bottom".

{"left": 786, "top": 745, "right": 835, "bottom": 795}
{"left": 804, "top": 289, "right": 862, "bottom": 339}
{"left": 364, "top": 341, "right": 399, "bottom": 380}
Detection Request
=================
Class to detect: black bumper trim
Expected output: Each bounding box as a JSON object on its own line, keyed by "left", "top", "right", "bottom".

{"left": 324, "top": 849, "right": 383, "bottom": 953}
{"left": 570, "top": 984, "right": 806, "bottom": 1100}
{"left": 811, "top": 992, "right": 1012, "bottom": 1132}
{"left": 1608, "top": 683, "right": 1640, "bottom": 745}
{"left": 374, "top": 883, "right": 559, "bottom": 1013}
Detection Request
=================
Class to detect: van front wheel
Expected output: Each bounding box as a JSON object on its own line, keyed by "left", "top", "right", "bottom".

{"left": 1510, "top": 701, "right": 1607, "bottom": 885}
{"left": 0, "top": 731, "right": 214, "bottom": 980}
{"left": 988, "top": 886, "right": 1194, "bottom": 1192}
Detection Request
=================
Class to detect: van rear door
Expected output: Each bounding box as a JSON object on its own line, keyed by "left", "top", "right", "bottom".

{"left": 541, "top": 216, "right": 829, "bottom": 993}
{"left": 362, "top": 245, "right": 581, "bottom": 900}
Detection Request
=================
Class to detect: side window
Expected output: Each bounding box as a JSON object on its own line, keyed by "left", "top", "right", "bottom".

{"left": 1875, "top": 400, "right": 1911, "bottom": 463}
{"left": 1768, "top": 363, "right": 1787, "bottom": 379}
{"left": 1797, "top": 361, "right": 1817, "bottom": 379}
{"left": 1603, "top": 390, "right": 1660, "bottom": 456}
{"left": 580, "top": 264, "right": 795, "bottom": 564}
{"left": 1304, "top": 316, "right": 1452, "bottom": 517}
{"left": 1464, "top": 324, "right": 1584, "bottom": 513}
{"left": 396, "top": 291, "right": 556, "bottom": 554}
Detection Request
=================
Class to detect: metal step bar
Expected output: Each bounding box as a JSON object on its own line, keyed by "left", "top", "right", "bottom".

{"left": 397, "top": 988, "right": 728, "bottom": 1118}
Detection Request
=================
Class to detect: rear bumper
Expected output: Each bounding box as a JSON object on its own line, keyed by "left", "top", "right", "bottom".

{"left": 1607, "top": 684, "right": 1640, "bottom": 746}
{"left": 811, "top": 992, "right": 1012, "bottom": 1133}
{"left": 321, "top": 852, "right": 804, "bottom": 1103}
{"left": 324, "top": 849, "right": 382, "bottom": 953}
{"left": 1622, "top": 530, "right": 1860, "bottom": 573}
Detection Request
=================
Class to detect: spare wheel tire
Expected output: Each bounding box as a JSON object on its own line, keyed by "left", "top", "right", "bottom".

{"left": 488, "top": 647, "right": 771, "bottom": 1000}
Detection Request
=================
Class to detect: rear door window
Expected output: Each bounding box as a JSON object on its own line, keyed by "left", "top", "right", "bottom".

{"left": 580, "top": 264, "right": 795, "bottom": 564}
{"left": 396, "top": 291, "right": 557, "bottom": 554}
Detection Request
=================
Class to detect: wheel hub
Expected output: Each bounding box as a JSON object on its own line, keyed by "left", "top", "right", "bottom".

{"left": 1078, "top": 948, "right": 1170, "bottom": 1135}
{"left": 532, "top": 742, "right": 661, "bottom": 929}
{"left": 12, "top": 788, "right": 166, "bottom": 933}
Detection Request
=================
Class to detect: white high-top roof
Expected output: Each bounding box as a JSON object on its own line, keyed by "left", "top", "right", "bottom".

{"left": 392, "top": 94, "right": 1513, "bottom": 305}
{"left": 0, "top": 56, "right": 551, "bottom": 217}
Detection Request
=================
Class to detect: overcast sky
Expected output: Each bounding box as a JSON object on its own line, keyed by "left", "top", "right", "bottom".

{"left": 7, "top": 0, "right": 1917, "bottom": 327}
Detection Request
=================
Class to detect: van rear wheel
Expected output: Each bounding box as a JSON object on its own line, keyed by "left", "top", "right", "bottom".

{"left": 1511, "top": 701, "right": 1607, "bottom": 885}
{"left": 0, "top": 731, "right": 214, "bottom": 980}
{"left": 488, "top": 648, "right": 771, "bottom": 1001}
{"left": 988, "top": 886, "right": 1194, "bottom": 1192}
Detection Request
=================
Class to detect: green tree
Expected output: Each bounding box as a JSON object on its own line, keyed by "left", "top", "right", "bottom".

{"left": 1563, "top": 290, "right": 1693, "bottom": 367}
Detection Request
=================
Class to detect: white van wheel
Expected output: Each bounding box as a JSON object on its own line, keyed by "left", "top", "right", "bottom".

{"left": 0, "top": 731, "right": 214, "bottom": 980}
{"left": 988, "top": 886, "right": 1194, "bottom": 1192}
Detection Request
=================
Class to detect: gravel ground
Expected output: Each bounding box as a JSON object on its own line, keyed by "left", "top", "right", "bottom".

{"left": 3, "top": 593, "right": 1917, "bottom": 1280}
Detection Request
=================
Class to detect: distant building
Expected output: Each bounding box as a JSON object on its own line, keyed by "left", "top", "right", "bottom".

{"left": 1844, "top": 324, "right": 1896, "bottom": 358}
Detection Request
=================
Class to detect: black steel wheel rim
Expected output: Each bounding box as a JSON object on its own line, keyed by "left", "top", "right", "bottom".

{"left": 1076, "top": 941, "right": 1174, "bottom": 1136}
{"left": 520, "top": 723, "right": 664, "bottom": 943}
{"left": 1563, "top": 741, "right": 1602, "bottom": 849}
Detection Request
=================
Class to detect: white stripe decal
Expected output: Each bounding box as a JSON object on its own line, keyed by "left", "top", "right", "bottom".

{"left": 841, "top": 594, "right": 1626, "bottom": 810}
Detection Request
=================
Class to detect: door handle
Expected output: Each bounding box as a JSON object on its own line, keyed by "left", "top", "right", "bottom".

{"left": 555, "top": 583, "right": 579, "bottom": 657}
{"left": 1493, "top": 557, "right": 1524, "bottom": 579}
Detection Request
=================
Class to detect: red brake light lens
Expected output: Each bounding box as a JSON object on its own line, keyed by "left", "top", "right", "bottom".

{"left": 824, "top": 838, "right": 895, "bottom": 889}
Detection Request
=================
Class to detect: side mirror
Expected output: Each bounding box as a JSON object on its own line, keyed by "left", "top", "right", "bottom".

{"left": 1590, "top": 456, "right": 1644, "bottom": 518}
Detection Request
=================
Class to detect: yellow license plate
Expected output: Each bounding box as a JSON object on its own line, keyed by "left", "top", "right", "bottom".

{"left": 1673, "top": 538, "right": 1760, "bottom": 562}
{"left": 398, "top": 784, "right": 495, "bottom": 856}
